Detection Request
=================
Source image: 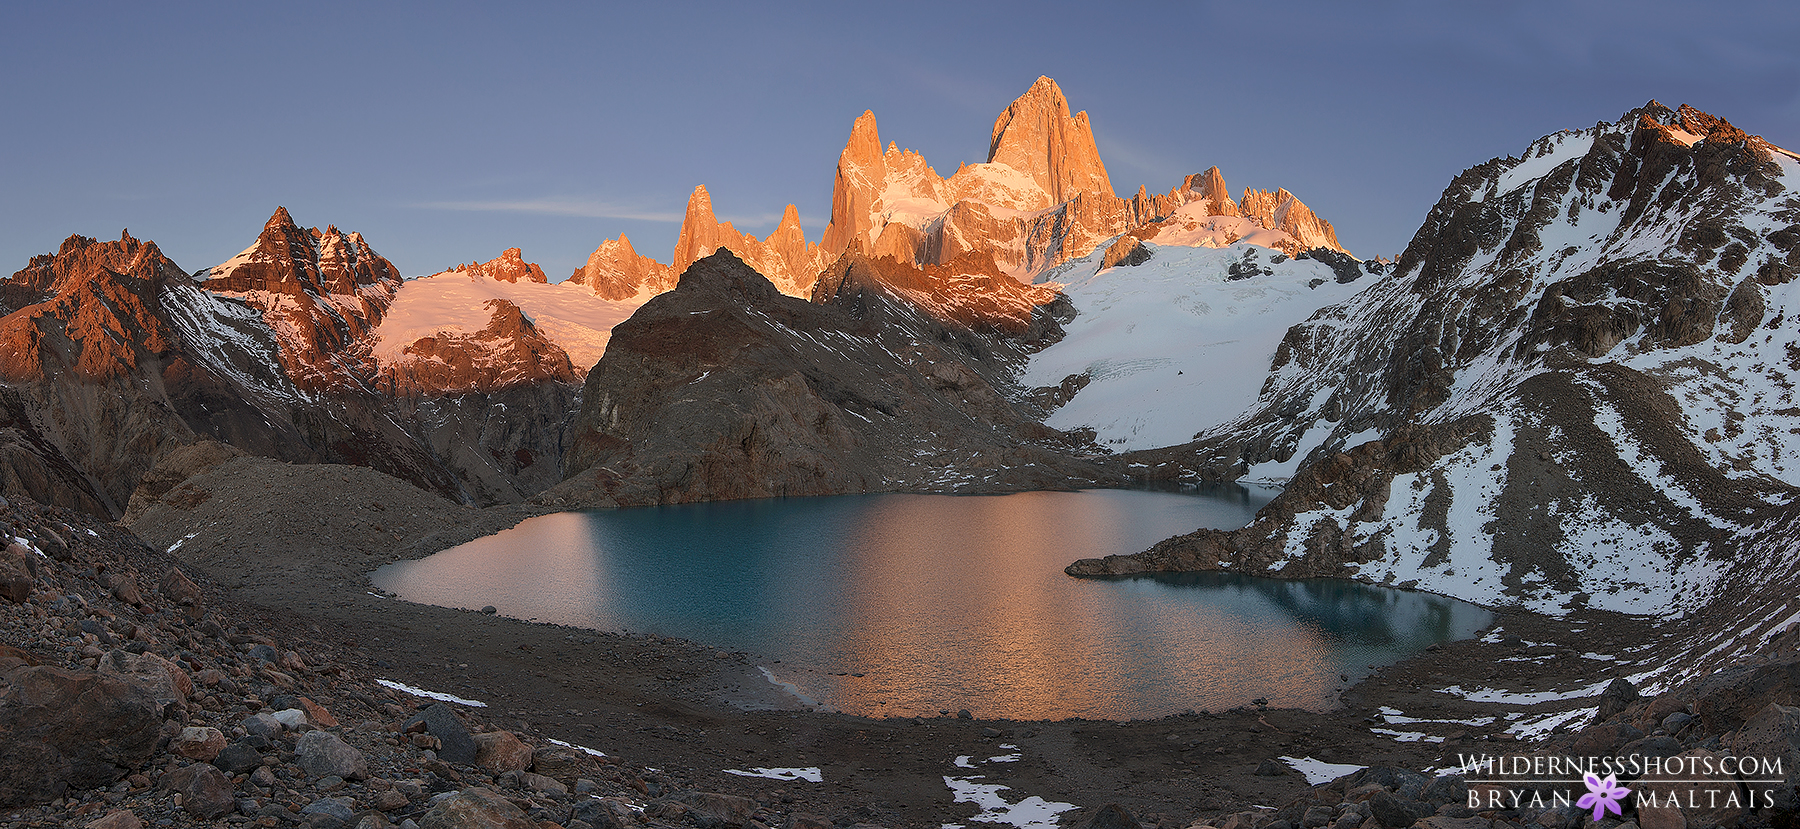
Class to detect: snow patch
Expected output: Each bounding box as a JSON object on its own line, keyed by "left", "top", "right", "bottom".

{"left": 374, "top": 679, "right": 488, "bottom": 707}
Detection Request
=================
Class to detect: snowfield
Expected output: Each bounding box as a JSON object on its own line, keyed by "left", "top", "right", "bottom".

{"left": 1021, "top": 241, "right": 1374, "bottom": 452}
{"left": 373, "top": 271, "right": 647, "bottom": 373}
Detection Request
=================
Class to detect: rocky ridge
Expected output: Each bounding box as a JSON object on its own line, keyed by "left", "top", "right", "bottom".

{"left": 0, "top": 212, "right": 589, "bottom": 515}
{"left": 444, "top": 248, "right": 548, "bottom": 284}
{"left": 567, "top": 76, "right": 1352, "bottom": 301}
{"left": 1070, "top": 102, "right": 1800, "bottom": 675}
{"left": 544, "top": 249, "right": 1117, "bottom": 508}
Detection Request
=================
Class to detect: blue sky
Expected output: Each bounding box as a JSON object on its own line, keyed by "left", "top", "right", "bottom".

{"left": 4, "top": 1, "right": 1797, "bottom": 280}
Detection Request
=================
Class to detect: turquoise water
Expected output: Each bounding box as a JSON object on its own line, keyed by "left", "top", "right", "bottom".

{"left": 372, "top": 488, "right": 1491, "bottom": 720}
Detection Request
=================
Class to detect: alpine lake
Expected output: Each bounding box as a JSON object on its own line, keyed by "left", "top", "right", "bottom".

{"left": 372, "top": 488, "right": 1492, "bottom": 721}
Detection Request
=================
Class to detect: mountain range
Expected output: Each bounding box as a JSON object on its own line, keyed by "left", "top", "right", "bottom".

{"left": 4, "top": 78, "right": 1795, "bottom": 683}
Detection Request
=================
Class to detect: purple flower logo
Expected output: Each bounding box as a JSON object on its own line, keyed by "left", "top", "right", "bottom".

{"left": 1577, "top": 772, "right": 1630, "bottom": 823}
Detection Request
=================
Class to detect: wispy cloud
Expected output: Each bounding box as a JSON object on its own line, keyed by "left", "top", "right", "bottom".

{"left": 414, "top": 198, "right": 682, "bottom": 222}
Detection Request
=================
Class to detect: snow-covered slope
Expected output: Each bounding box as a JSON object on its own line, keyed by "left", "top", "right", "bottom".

{"left": 1022, "top": 242, "right": 1373, "bottom": 451}
{"left": 1073, "top": 102, "right": 1800, "bottom": 625}
{"left": 373, "top": 270, "right": 645, "bottom": 374}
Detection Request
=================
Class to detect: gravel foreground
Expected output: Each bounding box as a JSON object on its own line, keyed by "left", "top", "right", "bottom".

{"left": 2, "top": 456, "right": 1794, "bottom": 829}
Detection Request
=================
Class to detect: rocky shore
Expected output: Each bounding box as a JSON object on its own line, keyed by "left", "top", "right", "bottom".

{"left": 2, "top": 458, "right": 1796, "bottom": 829}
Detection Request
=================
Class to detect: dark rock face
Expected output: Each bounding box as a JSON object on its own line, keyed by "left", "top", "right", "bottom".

{"left": 1100, "top": 236, "right": 1152, "bottom": 270}
{"left": 0, "top": 665, "right": 164, "bottom": 805}
{"left": 547, "top": 250, "right": 1117, "bottom": 508}
{"left": 1077, "top": 102, "right": 1800, "bottom": 630}
{"left": 405, "top": 702, "right": 478, "bottom": 764}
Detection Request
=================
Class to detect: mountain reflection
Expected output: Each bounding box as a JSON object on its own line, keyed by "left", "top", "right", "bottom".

{"left": 373, "top": 489, "right": 1490, "bottom": 720}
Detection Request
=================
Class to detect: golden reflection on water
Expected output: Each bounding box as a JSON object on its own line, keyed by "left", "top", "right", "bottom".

{"left": 372, "top": 490, "right": 1488, "bottom": 720}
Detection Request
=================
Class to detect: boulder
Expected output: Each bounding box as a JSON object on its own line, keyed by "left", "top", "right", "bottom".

{"left": 157, "top": 567, "right": 202, "bottom": 606}
{"left": 211, "top": 739, "right": 263, "bottom": 774}
{"left": 1572, "top": 721, "right": 1644, "bottom": 757}
{"left": 0, "top": 553, "right": 31, "bottom": 603}
{"left": 473, "top": 730, "right": 533, "bottom": 773}
{"left": 530, "top": 745, "right": 591, "bottom": 780}
{"left": 417, "top": 787, "right": 534, "bottom": 829}
{"left": 159, "top": 763, "right": 235, "bottom": 819}
{"left": 0, "top": 644, "right": 37, "bottom": 671}
{"left": 404, "top": 703, "right": 477, "bottom": 764}
{"left": 96, "top": 650, "right": 188, "bottom": 711}
{"left": 1075, "top": 803, "right": 1142, "bottom": 829}
{"left": 1595, "top": 677, "right": 1641, "bottom": 721}
{"left": 519, "top": 771, "right": 567, "bottom": 796}
{"left": 650, "top": 790, "right": 759, "bottom": 828}
{"left": 1730, "top": 703, "right": 1800, "bottom": 809}
{"left": 301, "top": 796, "right": 357, "bottom": 822}
{"left": 1634, "top": 748, "right": 1744, "bottom": 829}
{"left": 296, "top": 730, "right": 367, "bottom": 779}
{"left": 1691, "top": 658, "right": 1800, "bottom": 733}
{"left": 242, "top": 712, "right": 282, "bottom": 738}
{"left": 0, "top": 665, "right": 162, "bottom": 806}
{"left": 85, "top": 810, "right": 145, "bottom": 829}
{"left": 171, "top": 725, "right": 227, "bottom": 761}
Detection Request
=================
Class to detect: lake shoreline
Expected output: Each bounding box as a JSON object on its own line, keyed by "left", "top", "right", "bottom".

{"left": 125, "top": 457, "right": 1662, "bottom": 826}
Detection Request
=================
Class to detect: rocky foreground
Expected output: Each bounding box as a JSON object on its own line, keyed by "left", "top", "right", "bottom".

{"left": 0, "top": 454, "right": 1797, "bottom": 828}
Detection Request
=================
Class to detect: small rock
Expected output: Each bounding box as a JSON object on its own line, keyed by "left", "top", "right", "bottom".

{"left": 957, "top": 709, "right": 972, "bottom": 720}
{"left": 173, "top": 726, "right": 228, "bottom": 761}
{"left": 160, "top": 763, "right": 236, "bottom": 819}
{"left": 301, "top": 797, "right": 357, "bottom": 822}
{"left": 520, "top": 771, "right": 567, "bottom": 796}
{"left": 300, "top": 697, "right": 340, "bottom": 729}
{"left": 296, "top": 731, "right": 368, "bottom": 780}
{"left": 243, "top": 712, "right": 283, "bottom": 738}
{"left": 273, "top": 708, "right": 310, "bottom": 729}
{"left": 85, "top": 810, "right": 145, "bottom": 829}
{"left": 1254, "top": 758, "right": 1288, "bottom": 776}
{"left": 213, "top": 740, "right": 264, "bottom": 774}
{"left": 373, "top": 789, "right": 410, "bottom": 811}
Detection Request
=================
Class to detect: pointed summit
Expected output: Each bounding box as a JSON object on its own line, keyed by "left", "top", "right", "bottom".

{"left": 986, "top": 76, "right": 1114, "bottom": 204}
{"left": 571, "top": 234, "right": 677, "bottom": 301}
{"left": 822, "top": 111, "right": 888, "bottom": 255}
{"left": 672, "top": 184, "right": 732, "bottom": 274}
{"left": 266, "top": 206, "right": 298, "bottom": 231}
{"left": 1183, "top": 167, "right": 1241, "bottom": 218}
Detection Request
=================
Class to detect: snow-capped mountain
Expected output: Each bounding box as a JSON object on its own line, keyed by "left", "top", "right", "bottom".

{"left": 1021, "top": 241, "right": 1379, "bottom": 453}
{"left": 1071, "top": 103, "right": 1800, "bottom": 645}
{"left": 568, "top": 76, "right": 1352, "bottom": 298}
